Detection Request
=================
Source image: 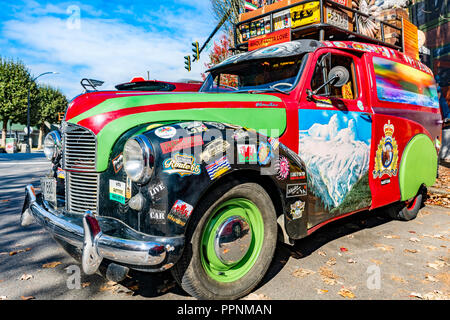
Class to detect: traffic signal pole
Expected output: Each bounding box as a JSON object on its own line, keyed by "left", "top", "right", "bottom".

{"left": 192, "top": 8, "right": 232, "bottom": 62}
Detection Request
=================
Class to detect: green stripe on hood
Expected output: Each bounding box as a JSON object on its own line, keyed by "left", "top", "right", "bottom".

{"left": 94, "top": 107, "right": 286, "bottom": 171}
{"left": 69, "top": 93, "right": 282, "bottom": 124}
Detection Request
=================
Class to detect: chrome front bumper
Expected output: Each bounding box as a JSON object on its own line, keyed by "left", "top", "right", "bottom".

{"left": 21, "top": 185, "right": 184, "bottom": 274}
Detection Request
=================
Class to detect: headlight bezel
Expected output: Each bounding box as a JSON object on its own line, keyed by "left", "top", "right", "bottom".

{"left": 43, "top": 131, "right": 62, "bottom": 161}
{"left": 123, "top": 135, "right": 155, "bottom": 184}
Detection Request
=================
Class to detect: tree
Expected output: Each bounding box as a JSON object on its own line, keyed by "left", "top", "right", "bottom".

{"left": 211, "top": 0, "right": 244, "bottom": 36}
{"left": 202, "top": 34, "right": 235, "bottom": 86}
{"left": 0, "top": 57, "right": 38, "bottom": 147}
{"left": 34, "top": 85, "right": 68, "bottom": 149}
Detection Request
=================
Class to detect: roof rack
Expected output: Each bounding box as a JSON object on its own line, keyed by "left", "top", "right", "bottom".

{"left": 234, "top": 0, "right": 414, "bottom": 55}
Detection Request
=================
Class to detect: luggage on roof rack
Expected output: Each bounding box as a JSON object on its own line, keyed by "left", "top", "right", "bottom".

{"left": 234, "top": 0, "right": 419, "bottom": 60}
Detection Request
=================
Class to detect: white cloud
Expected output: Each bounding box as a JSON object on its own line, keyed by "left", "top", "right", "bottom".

{"left": 1, "top": 1, "right": 218, "bottom": 99}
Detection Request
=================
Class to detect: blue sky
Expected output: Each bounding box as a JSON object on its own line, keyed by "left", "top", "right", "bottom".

{"left": 0, "top": 0, "right": 219, "bottom": 99}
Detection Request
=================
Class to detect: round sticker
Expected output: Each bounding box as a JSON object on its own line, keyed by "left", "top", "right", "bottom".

{"left": 155, "top": 126, "right": 177, "bottom": 139}
{"left": 258, "top": 142, "right": 272, "bottom": 165}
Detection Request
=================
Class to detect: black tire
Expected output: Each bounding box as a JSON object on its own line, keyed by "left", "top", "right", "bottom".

{"left": 387, "top": 187, "right": 426, "bottom": 221}
{"left": 171, "top": 180, "right": 277, "bottom": 300}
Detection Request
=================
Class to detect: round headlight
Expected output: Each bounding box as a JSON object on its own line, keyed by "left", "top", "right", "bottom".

{"left": 43, "top": 131, "right": 62, "bottom": 161}
{"left": 123, "top": 135, "right": 154, "bottom": 184}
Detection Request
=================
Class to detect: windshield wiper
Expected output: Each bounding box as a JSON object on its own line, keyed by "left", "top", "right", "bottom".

{"left": 268, "top": 85, "right": 290, "bottom": 95}
{"left": 236, "top": 87, "right": 290, "bottom": 95}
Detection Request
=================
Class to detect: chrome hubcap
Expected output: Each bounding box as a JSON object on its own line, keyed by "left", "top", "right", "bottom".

{"left": 214, "top": 215, "right": 252, "bottom": 265}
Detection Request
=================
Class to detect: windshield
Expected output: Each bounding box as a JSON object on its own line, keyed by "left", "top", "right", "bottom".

{"left": 201, "top": 53, "right": 308, "bottom": 93}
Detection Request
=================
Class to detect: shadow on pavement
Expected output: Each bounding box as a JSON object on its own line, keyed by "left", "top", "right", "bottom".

{"left": 258, "top": 208, "right": 393, "bottom": 289}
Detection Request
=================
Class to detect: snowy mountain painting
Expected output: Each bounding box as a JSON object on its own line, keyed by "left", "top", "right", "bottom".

{"left": 298, "top": 110, "right": 372, "bottom": 214}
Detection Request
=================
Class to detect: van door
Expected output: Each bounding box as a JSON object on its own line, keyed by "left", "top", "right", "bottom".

{"left": 298, "top": 49, "right": 373, "bottom": 229}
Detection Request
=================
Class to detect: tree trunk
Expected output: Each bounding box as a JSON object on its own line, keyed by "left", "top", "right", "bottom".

{"left": 38, "top": 124, "right": 44, "bottom": 150}
{"left": 1, "top": 119, "right": 7, "bottom": 147}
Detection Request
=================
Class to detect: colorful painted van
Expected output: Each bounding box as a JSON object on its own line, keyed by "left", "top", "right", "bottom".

{"left": 22, "top": 39, "right": 441, "bottom": 300}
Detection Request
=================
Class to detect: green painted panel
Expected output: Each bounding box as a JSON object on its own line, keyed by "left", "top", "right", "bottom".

{"left": 95, "top": 107, "right": 287, "bottom": 171}
{"left": 69, "top": 93, "right": 282, "bottom": 124}
{"left": 399, "top": 134, "right": 438, "bottom": 201}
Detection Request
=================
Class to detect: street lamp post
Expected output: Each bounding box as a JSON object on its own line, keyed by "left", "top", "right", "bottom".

{"left": 26, "top": 72, "right": 58, "bottom": 153}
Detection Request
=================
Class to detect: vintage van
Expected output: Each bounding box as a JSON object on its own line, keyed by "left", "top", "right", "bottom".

{"left": 22, "top": 39, "right": 441, "bottom": 300}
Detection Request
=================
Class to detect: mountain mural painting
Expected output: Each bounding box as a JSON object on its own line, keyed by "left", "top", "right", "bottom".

{"left": 298, "top": 109, "right": 372, "bottom": 215}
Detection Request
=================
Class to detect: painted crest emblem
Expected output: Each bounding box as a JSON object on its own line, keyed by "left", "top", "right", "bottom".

{"left": 373, "top": 121, "right": 398, "bottom": 179}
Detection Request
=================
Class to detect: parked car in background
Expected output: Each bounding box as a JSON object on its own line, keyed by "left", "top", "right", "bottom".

{"left": 115, "top": 77, "right": 202, "bottom": 92}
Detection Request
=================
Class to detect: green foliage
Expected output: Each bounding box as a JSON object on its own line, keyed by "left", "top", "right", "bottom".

{"left": 0, "top": 57, "right": 37, "bottom": 125}
{"left": 34, "top": 85, "right": 68, "bottom": 126}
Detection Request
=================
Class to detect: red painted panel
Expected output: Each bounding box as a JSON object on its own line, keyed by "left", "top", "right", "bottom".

{"left": 369, "top": 114, "right": 433, "bottom": 209}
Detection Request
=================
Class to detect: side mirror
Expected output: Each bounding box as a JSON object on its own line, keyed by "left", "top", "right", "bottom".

{"left": 328, "top": 66, "right": 350, "bottom": 88}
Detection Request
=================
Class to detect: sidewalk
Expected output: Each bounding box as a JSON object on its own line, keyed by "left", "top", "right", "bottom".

{"left": 425, "top": 163, "right": 450, "bottom": 208}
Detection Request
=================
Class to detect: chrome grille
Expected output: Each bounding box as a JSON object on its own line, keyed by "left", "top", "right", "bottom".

{"left": 63, "top": 123, "right": 97, "bottom": 172}
{"left": 67, "top": 171, "right": 99, "bottom": 214}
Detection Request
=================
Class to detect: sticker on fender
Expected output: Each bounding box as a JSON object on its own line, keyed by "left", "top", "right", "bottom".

{"left": 109, "top": 180, "right": 126, "bottom": 204}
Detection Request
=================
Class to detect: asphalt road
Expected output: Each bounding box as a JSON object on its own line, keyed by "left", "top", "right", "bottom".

{"left": 0, "top": 152, "right": 449, "bottom": 301}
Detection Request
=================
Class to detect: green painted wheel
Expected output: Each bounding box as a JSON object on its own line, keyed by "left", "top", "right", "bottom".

{"left": 200, "top": 198, "right": 264, "bottom": 283}
{"left": 171, "top": 181, "right": 277, "bottom": 300}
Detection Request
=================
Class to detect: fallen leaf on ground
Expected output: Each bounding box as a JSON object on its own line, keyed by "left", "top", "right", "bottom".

{"left": 374, "top": 243, "right": 394, "bottom": 251}
{"left": 20, "top": 296, "right": 35, "bottom": 300}
{"left": 338, "top": 288, "right": 355, "bottom": 299}
{"left": 19, "top": 274, "right": 33, "bottom": 281}
{"left": 347, "top": 259, "right": 357, "bottom": 264}
{"left": 8, "top": 248, "right": 31, "bottom": 256}
{"left": 370, "top": 259, "right": 383, "bottom": 265}
{"left": 339, "top": 247, "right": 348, "bottom": 252}
{"left": 427, "top": 260, "right": 447, "bottom": 270}
{"left": 318, "top": 251, "right": 327, "bottom": 257}
{"left": 326, "top": 258, "right": 336, "bottom": 266}
{"left": 319, "top": 266, "right": 340, "bottom": 285}
{"left": 424, "top": 274, "right": 439, "bottom": 282}
{"left": 409, "top": 292, "right": 423, "bottom": 299}
{"left": 391, "top": 275, "right": 407, "bottom": 284}
{"left": 243, "top": 293, "right": 271, "bottom": 300}
{"left": 422, "top": 290, "right": 449, "bottom": 300}
{"left": 316, "top": 289, "right": 328, "bottom": 295}
{"left": 404, "top": 249, "right": 419, "bottom": 254}
{"left": 408, "top": 231, "right": 416, "bottom": 234}
{"left": 42, "top": 261, "right": 62, "bottom": 268}
{"left": 384, "top": 235, "right": 400, "bottom": 239}
{"left": 292, "top": 268, "right": 315, "bottom": 278}
{"left": 409, "top": 237, "right": 421, "bottom": 242}
{"left": 81, "top": 282, "right": 90, "bottom": 288}
{"left": 424, "top": 245, "right": 438, "bottom": 251}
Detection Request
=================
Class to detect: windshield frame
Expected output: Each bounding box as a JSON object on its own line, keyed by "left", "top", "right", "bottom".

{"left": 200, "top": 53, "right": 310, "bottom": 95}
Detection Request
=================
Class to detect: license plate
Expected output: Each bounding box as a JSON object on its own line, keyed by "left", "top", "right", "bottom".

{"left": 326, "top": 7, "right": 349, "bottom": 30}
{"left": 40, "top": 178, "right": 56, "bottom": 203}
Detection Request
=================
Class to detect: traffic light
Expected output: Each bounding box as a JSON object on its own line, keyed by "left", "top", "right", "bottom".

{"left": 184, "top": 55, "right": 191, "bottom": 72}
{"left": 192, "top": 41, "right": 200, "bottom": 61}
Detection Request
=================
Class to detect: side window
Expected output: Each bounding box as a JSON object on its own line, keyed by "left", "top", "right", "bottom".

{"left": 311, "top": 53, "right": 358, "bottom": 100}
